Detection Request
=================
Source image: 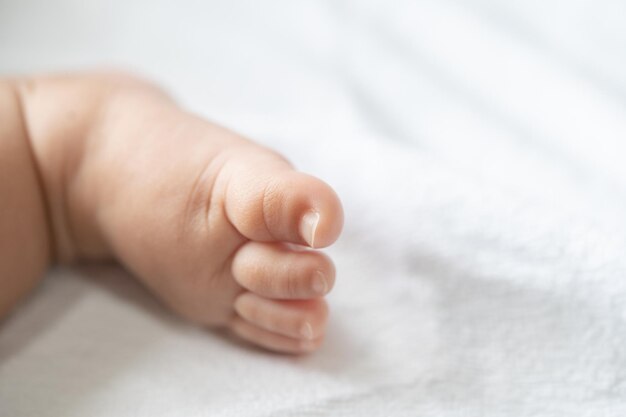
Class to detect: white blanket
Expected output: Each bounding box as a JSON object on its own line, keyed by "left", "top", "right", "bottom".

{"left": 2, "top": 0, "right": 626, "bottom": 415}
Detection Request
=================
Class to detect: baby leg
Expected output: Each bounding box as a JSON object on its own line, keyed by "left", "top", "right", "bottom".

{"left": 0, "top": 82, "right": 51, "bottom": 318}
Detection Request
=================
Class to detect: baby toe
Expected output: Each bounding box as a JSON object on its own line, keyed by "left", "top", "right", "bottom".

{"left": 233, "top": 292, "right": 328, "bottom": 342}
{"left": 221, "top": 152, "right": 343, "bottom": 248}
{"left": 232, "top": 241, "right": 335, "bottom": 299}
{"left": 230, "top": 316, "right": 324, "bottom": 354}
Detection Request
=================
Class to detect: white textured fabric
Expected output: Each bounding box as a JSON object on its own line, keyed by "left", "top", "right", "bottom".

{"left": 2, "top": 1, "right": 626, "bottom": 415}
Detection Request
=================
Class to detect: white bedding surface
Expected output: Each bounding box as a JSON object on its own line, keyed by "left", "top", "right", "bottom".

{"left": 2, "top": 1, "right": 626, "bottom": 415}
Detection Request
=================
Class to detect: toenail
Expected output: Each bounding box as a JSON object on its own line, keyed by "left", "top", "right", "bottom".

{"left": 312, "top": 270, "right": 328, "bottom": 295}
{"left": 300, "top": 321, "right": 314, "bottom": 340}
{"left": 299, "top": 210, "right": 320, "bottom": 248}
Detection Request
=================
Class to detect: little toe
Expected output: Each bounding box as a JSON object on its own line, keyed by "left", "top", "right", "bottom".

{"left": 221, "top": 152, "right": 343, "bottom": 248}
{"left": 232, "top": 241, "right": 335, "bottom": 299}
{"left": 230, "top": 316, "right": 324, "bottom": 354}
{"left": 233, "top": 292, "right": 328, "bottom": 341}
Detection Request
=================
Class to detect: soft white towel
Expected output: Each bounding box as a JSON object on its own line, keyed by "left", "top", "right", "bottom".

{"left": 2, "top": 0, "right": 626, "bottom": 415}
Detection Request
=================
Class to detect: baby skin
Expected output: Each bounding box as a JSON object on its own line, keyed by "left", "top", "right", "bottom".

{"left": 0, "top": 72, "right": 343, "bottom": 354}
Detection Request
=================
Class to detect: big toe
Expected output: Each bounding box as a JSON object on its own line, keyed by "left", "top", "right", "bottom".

{"left": 221, "top": 150, "right": 343, "bottom": 248}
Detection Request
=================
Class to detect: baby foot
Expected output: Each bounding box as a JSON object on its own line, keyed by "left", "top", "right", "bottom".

{"left": 25, "top": 74, "right": 343, "bottom": 353}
